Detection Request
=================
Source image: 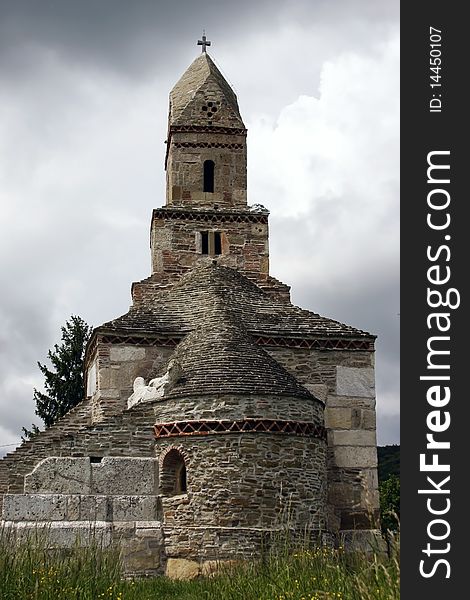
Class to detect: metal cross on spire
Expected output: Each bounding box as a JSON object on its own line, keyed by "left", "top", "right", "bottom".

{"left": 197, "top": 31, "right": 211, "bottom": 53}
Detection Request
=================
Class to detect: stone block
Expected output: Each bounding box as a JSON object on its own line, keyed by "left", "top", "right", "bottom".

{"left": 66, "top": 495, "right": 81, "bottom": 520}
{"left": 336, "top": 367, "right": 375, "bottom": 398}
{"left": 153, "top": 228, "right": 172, "bottom": 249}
{"left": 360, "top": 469, "right": 380, "bottom": 510}
{"left": 330, "top": 430, "right": 376, "bottom": 447}
{"left": 95, "top": 387, "right": 121, "bottom": 399}
{"left": 91, "top": 458, "right": 158, "bottom": 495}
{"left": 333, "top": 446, "right": 377, "bottom": 469}
{"left": 362, "top": 409, "right": 377, "bottom": 430}
{"left": 327, "top": 395, "right": 376, "bottom": 410}
{"left": 340, "top": 529, "right": 386, "bottom": 554}
{"left": 110, "top": 347, "right": 146, "bottom": 362}
{"left": 121, "top": 536, "right": 162, "bottom": 574}
{"left": 79, "top": 495, "right": 109, "bottom": 520}
{"left": 327, "top": 482, "right": 357, "bottom": 508}
{"left": 325, "top": 407, "right": 351, "bottom": 430}
{"left": 24, "top": 457, "right": 91, "bottom": 494}
{"left": 1, "top": 520, "right": 113, "bottom": 548}
{"left": 165, "top": 558, "right": 200, "bottom": 580}
{"left": 3, "top": 494, "right": 68, "bottom": 521}
{"left": 111, "top": 496, "right": 159, "bottom": 521}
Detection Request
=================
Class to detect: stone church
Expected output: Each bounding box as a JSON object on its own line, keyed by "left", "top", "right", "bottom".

{"left": 0, "top": 44, "right": 381, "bottom": 577}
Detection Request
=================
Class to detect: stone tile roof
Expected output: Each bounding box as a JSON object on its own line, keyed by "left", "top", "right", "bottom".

{"left": 99, "top": 264, "right": 373, "bottom": 340}
{"left": 169, "top": 53, "right": 243, "bottom": 127}
{"left": 164, "top": 299, "right": 315, "bottom": 400}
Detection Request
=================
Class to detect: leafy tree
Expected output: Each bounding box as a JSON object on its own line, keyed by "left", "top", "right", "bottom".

{"left": 22, "top": 315, "right": 92, "bottom": 439}
{"left": 379, "top": 473, "right": 400, "bottom": 533}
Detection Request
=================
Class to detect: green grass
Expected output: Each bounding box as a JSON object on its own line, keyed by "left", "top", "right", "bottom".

{"left": 0, "top": 527, "right": 399, "bottom": 600}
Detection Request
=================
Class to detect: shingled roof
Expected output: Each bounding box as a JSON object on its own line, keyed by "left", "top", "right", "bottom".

{"left": 169, "top": 53, "right": 244, "bottom": 127}
{"left": 99, "top": 263, "right": 373, "bottom": 340}
{"left": 163, "top": 297, "right": 316, "bottom": 401}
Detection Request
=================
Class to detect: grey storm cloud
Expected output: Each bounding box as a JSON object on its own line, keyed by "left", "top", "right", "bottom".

{"left": 0, "top": 0, "right": 397, "bottom": 78}
{"left": 0, "top": 0, "right": 399, "bottom": 452}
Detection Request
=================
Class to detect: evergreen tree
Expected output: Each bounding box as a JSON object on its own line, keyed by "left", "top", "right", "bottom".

{"left": 22, "top": 315, "right": 92, "bottom": 439}
{"left": 379, "top": 473, "right": 400, "bottom": 533}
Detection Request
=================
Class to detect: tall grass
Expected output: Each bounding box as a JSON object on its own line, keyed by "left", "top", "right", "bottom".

{"left": 0, "top": 525, "right": 399, "bottom": 600}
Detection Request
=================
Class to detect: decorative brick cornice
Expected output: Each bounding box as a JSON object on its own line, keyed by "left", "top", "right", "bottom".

{"left": 154, "top": 419, "right": 326, "bottom": 441}
{"left": 173, "top": 141, "right": 244, "bottom": 150}
{"left": 152, "top": 208, "right": 268, "bottom": 225}
{"left": 86, "top": 332, "right": 373, "bottom": 362}
{"left": 99, "top": 334, "right": 182, "bottom": 347}
{"left": 254, "top": 336, "right": 375, "bottom": 352}
{"left": 165, "top": 125, "right": 247, "bottom": 167}
{"left": 169, "top": 125, "right": 247, "bottom": 136}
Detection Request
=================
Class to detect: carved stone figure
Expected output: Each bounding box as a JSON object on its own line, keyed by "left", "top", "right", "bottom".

{"left": 127, "top": 359, "right": 181, "bottom": 409}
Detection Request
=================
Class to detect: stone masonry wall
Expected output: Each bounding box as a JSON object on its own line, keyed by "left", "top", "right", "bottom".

{"left": 0, "top": 400, "right": 157, "bottom": 504}
{"left": 150, "top": 209, "right": 269, "bottom": 282}
{"left": 265, "top": 346, "right": 379, "bottom": 533}
{"left": 90, "top": 343, "right": 174, "bottom": 423}
{"left": 152, "top": 393, "right": 324, "bottom": 425}
{"left": 166, "top": 130, "right": 247, "bottom": 209}
{"left": 157, "top": 432, "right": 327, "bottom": 561}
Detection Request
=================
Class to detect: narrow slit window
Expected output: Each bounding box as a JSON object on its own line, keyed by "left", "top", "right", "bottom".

{"left": 201, "top": 231, "right": 209, "bottom": 254}
{"left": 203, "top": 160, "right": 215, "bottom": 192}
{"left": 214, "top": 232, "right": 222, "bottom": 255}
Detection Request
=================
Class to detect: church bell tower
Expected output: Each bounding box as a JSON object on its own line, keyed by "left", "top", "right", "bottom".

{"left": 148, "top": 40, "right": 287, "bottom": 296}
{"left": 165, "top": 49, "right": 247, "bottom": 208}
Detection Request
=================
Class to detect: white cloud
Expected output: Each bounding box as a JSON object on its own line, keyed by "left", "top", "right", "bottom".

{"left": 247, "top": 32, "right": 400, "bottom": 437}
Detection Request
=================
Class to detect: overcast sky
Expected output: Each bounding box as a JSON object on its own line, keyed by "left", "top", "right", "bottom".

{"left": 0, "top": 0, "right": 399, "bottom": 455}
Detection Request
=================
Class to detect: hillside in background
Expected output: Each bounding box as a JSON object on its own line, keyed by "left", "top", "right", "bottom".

{"left": 377, "top": 445, "right": 400, "bottom": 482}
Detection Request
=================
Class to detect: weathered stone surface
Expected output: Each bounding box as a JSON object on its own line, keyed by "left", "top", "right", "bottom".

{"left": 1, "top": 520, "right": 113, "bottom": 548}
{"left": 91, "top": 458, "right": 158, "bottom": 495}
{"left": 327, "top": 395, "right": 376, "bottom": 409}
{"left": 157, "top": 433, "right": 327, "bottom": 532}
{"left": 120, "top": 524, "right": 163, "bottom": 575}
{"left": 25, "top": 457, "right": 91, "bottom": 494}
{"left": 165, "top": 558, "right": 200, "bottom": 580}
{"left": 110, "top": 347, "right": 146, "bottom": 362}
{"left": 336, "top": 367, "right": 375, "bottom": 398}
{"left": 333, "top": 446, "right": 378, "bottom": 469}
{"left": 111, "top": 496, "right": 159, "bottom": 521}
{"left": 78, "top": 495, "right": 109, "bottom": 520}
{"left": 3, "top": 494, "right": 68, "bottom": 521}
{"left": 24, "top": 457, "right": 159, "bottom": 497}
{"left": 329, "top": 430, "right": 376, "bottom": 447}
{"left": 340, "top": 529, "right": 386, "bottom": 554}
{"left": 325, "top": 407, "right": 351, "bottom": 430}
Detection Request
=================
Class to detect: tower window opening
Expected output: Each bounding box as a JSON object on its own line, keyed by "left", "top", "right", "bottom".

{"left": 200, "top": 231, "right": 222, "bottom": 256}
{"left": 160, "top": 449, "right": 187, "bottom": 496}
{"left": 201, "top": 231, "right": 209, "bottom": 254}
{"left": 214, "top": 232, "right": 222, "bottom": 255}
{"left": 203, "top": 160, "right": 215, "bottom": 192}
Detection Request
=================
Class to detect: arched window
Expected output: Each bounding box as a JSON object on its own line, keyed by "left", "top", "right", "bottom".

{"left": 160, "top": 449, "right": 187, "bottom": 496}
{"left": 203, "top": 160, "right": 215, "bottom": 192}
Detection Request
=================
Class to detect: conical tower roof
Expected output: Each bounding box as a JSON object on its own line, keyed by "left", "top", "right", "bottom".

{"left": 169, "top": 53, "right": 244, "bottom": 128}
